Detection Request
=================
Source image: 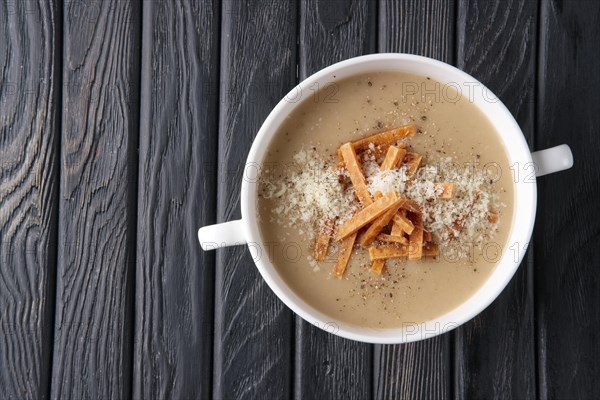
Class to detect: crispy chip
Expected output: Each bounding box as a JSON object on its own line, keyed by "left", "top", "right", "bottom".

{"left": 313, "top": 219, "right": 335, "bottom": 261}
{"left": 400, "top": 199, "right": 421, "bottom": 213}
{"left": 368, "top": 244, "right": 409, "bottom": 260}
{"left": 436, "top": 183, "right": 454, "bottom": 199}
{"left": 392, "top": 211, "right": 415, "bottom": 235}
{"left": 359, "top": 198, "right": 406, "bottom": 246}
{"left": 336, "top": 192, "right": 400, "bottom": 240}
{"left": 371, "top": 259, "right": 385, "bottom": 275}
{"left": 390, "top": 222, "right": 402, "bottom": 236}
{"left": 487, "top": 211, "right": 499, "bottom": 223}
{"left": 376, "top": 233, "right": 408, "bottom": 245}
{"left": 403, "top": 152, "right": 422, "bottom": 177}
{"left": 423, "top": 230, "right": 432, "bottom": 243}
{"left": 338, "top": 142, "right": 373, "bottom": 206}
{"left": 333, "top": 232, "right": 357, "bottom": 278}
{"left": 345, "top": 125, "right": 415, "bottom": 155}
{"left": 380, "top": 145, "right": 406, "bottom": 171}
{"left": 408, "top": 212, "right": 424, "bottom": 260}
{"left": 422, "top": 242, "right": 439, "bottom": 257}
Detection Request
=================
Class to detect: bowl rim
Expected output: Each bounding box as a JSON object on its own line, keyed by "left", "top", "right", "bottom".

{"left": 240, "top": 53, "right": 536, "bottom": 344}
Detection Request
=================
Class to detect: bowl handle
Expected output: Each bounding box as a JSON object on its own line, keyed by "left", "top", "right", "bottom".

{"left": 198, "top": 219, "right": 246, "bottom": 250}
{"left": 532, "top": 144, "right": 574, "bottom": 177}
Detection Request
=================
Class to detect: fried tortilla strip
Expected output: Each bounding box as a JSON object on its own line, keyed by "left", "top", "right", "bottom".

{"left": 392, "top": 211, "right": 415, "bottom": 235}
{"left": 371, "top": 259, "right": 385, "bottom": 275}
{"left": 356, "top": 150, "right": 409, "bottom": 246}
{"left": 423, "top": 230, "right": 432, "bottom": 242}
{"left": 334, "top": 161, "right": 345, "bottom": 171}
{"left": 487, "top": 211, "right": 499, "bottom": 223}
{"left": 380, "top": 145, "right": 406, "bottom": 171}
{"left": 408, "top": 212, "right": 424, "bottom": 260}
{"left": 337, "top": 126, "right": 414, "bottom": 159}
{"left": 390, "top": 210, "right": 405, "bottom": 236}
{"left": 350, "top": 125, "right": 415, "bottom": 153}
{"left": 336, "top": 191, "right": 400, "bottom": 240}
{"left": 338, "top": 142, "right": 373, "bottom": 206}
{"left": 355, "top": 192, "right": 382, "bottom": 245}
{"left": 403, "top": 152, "right": 422, "bottom": 177}
{"left": 400, "top": 199, "right": 421, "bottom": 213}
{"left": 313, "top": 219, "right": 335, "bottom": 261}
{"left": 374, "top": 141, "right": 407, "bottom": 160}
{"left": 377, "top": 233, "right": 408, "bottom": 245}
{"left": 436, "top": 183, "right": 454, "bottom": 199}
{"left": 333, "top": 232, "right": 357, "bottom": 278}
{"left": 390, "top": 220, "right": 403, "bottom": 236}
{"left": 368, "top": 244, "right": 408, "bottom": 261}
{"left": 359, "top": 198, "right": 406, "bottom": 246}
{"left": 422, "top": 242, "right": 439, "bottom": 257}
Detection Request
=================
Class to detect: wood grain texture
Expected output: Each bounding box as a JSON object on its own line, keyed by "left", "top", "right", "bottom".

{"left": 454, "top": 0, "right": 537, "bottom": 398}
{"left": 51, "top": 1, "right": 140, "bottom": 398}
{"left": 295, "top": 320, "right": 373, "bottom": 400}
{"left": 536, "top": 1, "right": 600, "bottom": 399}
{"left": 213, "top": 1, "right": 297, "bottom": 399}
{"left": 374, "top": 339, "right": 450, "bottom": 399}
{"left": 133, "top": 1, "right": 219, "bottom": 399}
{"left": 375, "top": 1, "right": 454, "bottom": 399}
{"left": 379, "top": 0, "right": 455, "bottom": 59}
{"left": 298, "top": 0, "right": 376, "bottom": 77}
{"left": 295, "top": 1, "right": 376, "bottom": 398}
{"left": 0, "top": 1, "right": 60, "bottom": 399}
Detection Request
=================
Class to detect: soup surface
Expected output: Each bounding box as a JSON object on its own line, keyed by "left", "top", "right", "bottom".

{"left": 258, "top": 71, "right": 514, "bottom": 328}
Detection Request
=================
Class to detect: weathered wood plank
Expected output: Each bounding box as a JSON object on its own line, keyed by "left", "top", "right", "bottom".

{"left": 51, "top": 1, "right": 141, "bottom": 398}
{"left": 298, "top": 0, "right": 377, "bottom": 76}
{"left": 375, "top": 1, "right": 454, "bottom": 399}
{"left": 213, "top": 1, "right": 297, "bottom": 399}
{"left": 379, "top": 0, "right": 455, "bottom": 59}
{"left": 536, "top": 1, "right": 600, "bottom": 399}
{"left": 0, "top": 1, "right": 60, "bottom": 398}
{"left": 294, "top": 1, "right": 376, "bottom": 399}
{"left": 133, "top": 0, "right": 219, "bottom": 399}
{"left": 454, "top": 0, "right": 537, "bottom": 398}
{"left": 374, "top": 338, "right": 450, "bottom": 399}
{"left": 133, "top": 1, "right": 219, "bottom": 399}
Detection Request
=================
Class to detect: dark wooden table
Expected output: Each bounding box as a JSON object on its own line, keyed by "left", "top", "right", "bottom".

{"left": 1, "top": 0, "right": 598, "bottom": 399}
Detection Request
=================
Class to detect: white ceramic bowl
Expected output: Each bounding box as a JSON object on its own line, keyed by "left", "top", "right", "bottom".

{"left": 198, "top": 54, "right": 573, "bottom": 343}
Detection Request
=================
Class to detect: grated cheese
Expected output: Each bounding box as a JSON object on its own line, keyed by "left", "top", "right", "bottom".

{"left": 366, "top": 159, "right": 500, "bottom": 244}
{"left": 260, "top": 145, "right": 501, "bottom": 250}
{"left": 261, "top": 148, "right": 359, "bottom": 238}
